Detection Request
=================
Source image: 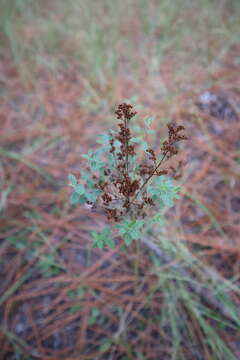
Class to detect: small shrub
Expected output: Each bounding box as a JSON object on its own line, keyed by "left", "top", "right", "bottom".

{"left": 69, "top": 103, "right": 187, "bottom": 248}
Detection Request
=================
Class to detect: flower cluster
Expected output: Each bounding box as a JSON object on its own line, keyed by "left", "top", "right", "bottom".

{"left": 90, "top": 103, "right": 187, "bottom": 221}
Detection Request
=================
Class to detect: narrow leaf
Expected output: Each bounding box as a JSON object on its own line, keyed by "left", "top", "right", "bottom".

{"left": 68, "top": 174, "right": 77, "bottom": 187}
{"left": 75, "top": 184, "right": 85, "bottom": 195}
{"left": 70, "top": 192, "right": 80, "bottom": 204}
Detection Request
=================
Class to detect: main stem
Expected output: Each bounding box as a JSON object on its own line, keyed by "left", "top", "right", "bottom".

{"left": 132, "top": 151, "right": 168, "bottom": 202}
{"left": 124, "top": 118, "right": 130, "bottom": 211}
{"left": 125, "top": 118, "right": 129, "bottom": 177}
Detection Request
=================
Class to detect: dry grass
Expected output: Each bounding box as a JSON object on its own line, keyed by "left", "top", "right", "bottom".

{"left": 0, "top": 1, "right": 240, "bottom": 359}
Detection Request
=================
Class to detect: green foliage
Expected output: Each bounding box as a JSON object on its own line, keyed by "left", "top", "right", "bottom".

{"left": 68, "top": 304, "right": 82, "bottom": 313}
{"left": 68, "top": 173, "right": 101, "bottom": 205}
{"left": 91, "top": 228, "right": 115, "bottom": 249}
{"left": 116, "top": 218, "right": 144, "bottom": 246}
{"left": 37, "top": 254, "right": 62, "bottom": 277}
{"left": 149, "top": 177, "right": 180, "bottom": 207}
{"left": 68, "top": 174, "right": 77, "bottom": 187}
{"left": 88, "top": 307, "right": 101, "bottom": 325}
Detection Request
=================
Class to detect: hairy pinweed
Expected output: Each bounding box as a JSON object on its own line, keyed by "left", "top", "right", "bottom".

{"left": 69, "top": 103, "right": 187, "bottom": 248}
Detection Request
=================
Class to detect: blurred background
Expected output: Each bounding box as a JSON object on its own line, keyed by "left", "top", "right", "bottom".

{"left": 0, "top": 0, "right": 240, "bottom": 359}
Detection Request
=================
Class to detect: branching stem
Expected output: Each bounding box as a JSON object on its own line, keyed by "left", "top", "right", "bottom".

{"left": 132, "top": 151, "right": 168, "bottom": 202}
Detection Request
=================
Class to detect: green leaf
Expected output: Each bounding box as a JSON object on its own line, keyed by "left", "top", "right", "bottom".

{"left": 91, "top": 228, "right": 115, "bottom": 248}
{"left": 70, "top": 192, "right": 80, "bottom": 204}
{"left": 161, "top": 193, "right": 173, "bottom": 207}
{"left": 111, "top": 138, "right": 121, "bottom": 148}
{"left": 133, "top": 219, "right": 144, "bottom": 228}
{"left": 124, "top": 235, "right": 133, "bottom": 246}
{"left": 128, "top": 220, "right": 136, "bottom": 228}
{"left": 117, "top": 227, "right": 127, "bottom": 236}
{"left": 148, "top": 176, "right": 181, "bottom": 208}
{"left": 47, "top": 267, "right": 61, "bottom": 276}
{"left": 78, "top": 195, "right": 87, "bottom": 204}
{"left": 86, "top": 190, "right": 101, "bottom": 202}
{"left": 131, "top": 136, "right": 143, "bottom": 144}
{"left": 132, "top": 125, "right": 143, "bottom": 133}
{"left": 140, "top": 141, "right": 149, "bottom": 151}
{"left": 68, "top": 174, "right": 77, "bottom": 187}
{"left": 144, "top": 116, "right": 155, "bottom": 128}
{"left": 77, "top": 287, "right": 85, "bottom": 297}
{"left": 92, "top": 237, "right": 104, "bottom": 248}
{"left": 130, "top": 229, "right": 141, "bottom": 240}
{"left": 67, "top": 289, "right": 77, "bottom": 298}
{"left": 81, "top": 172, "right": 91, "bottom": 181}
{"left": 94, "top": 148, "right": 105, "bottom": 157}
{"left": 146, "top": 129, "right": 155, "bottom": 134}
{"left": 69, "top": 304, "right": 81, "bottom": 313}
{"left": 91, "top": 231, "right": 98, "bottom": 239}
{"left": 74, "top": 184, "right": 85, "bottom": 195}
{"left": 81, "top": 172, "right": 95, "bottom": 188}
{"left": 104, "top": 237, "right": 115, "bottom": 248}
{"left": 101, "top": 227, "right": 110, "bottom": 237}
{"left": 92, "top": 307, "right": 100, "bottom": 317}
{"left": 88, "top": 307, "right": 100, "bottom": 325}
{"left": 81, "top": 150, "right": 93, "bottom": 160}
{"left": 96, "top": 133, "right": 111, "bottom": 144}
{"left": 92, "top": 241, "right": 99, "bottom": 248}
{"left": 131, "top": 136, "right": 150, "bottom": 151}
{"left": 148, "top": 214, "right": 165, "bottom": 226}
{"left": 99, "top": 240, "right": 104, "bottom": 248}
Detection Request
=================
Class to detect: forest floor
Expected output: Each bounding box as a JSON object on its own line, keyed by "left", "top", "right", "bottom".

{"left": 0, "top": 1, "right": 240, "bottom": 359}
